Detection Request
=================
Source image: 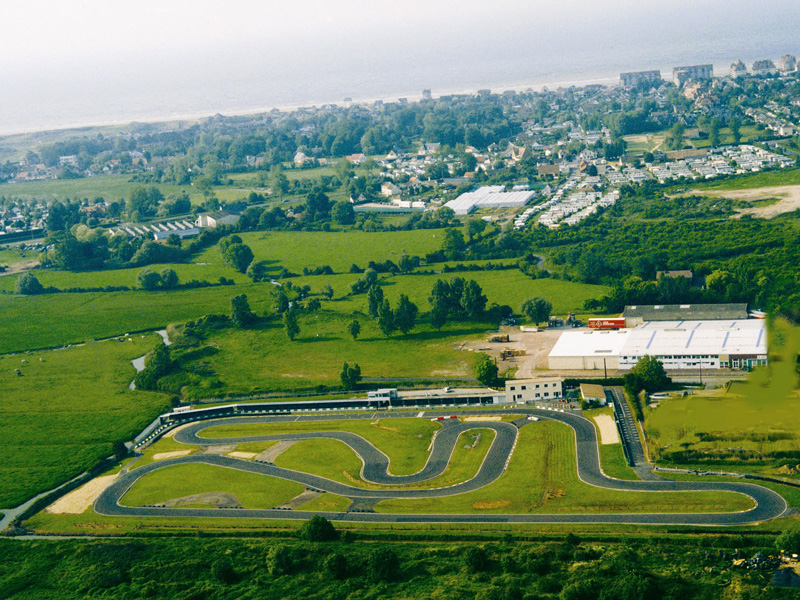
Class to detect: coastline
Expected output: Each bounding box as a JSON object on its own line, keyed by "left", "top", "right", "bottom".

{"left": 0, "top": 55, "right": 791, "bottom": 139}
{"left": 0, "top": 72, "right": 622, "bottom": 139}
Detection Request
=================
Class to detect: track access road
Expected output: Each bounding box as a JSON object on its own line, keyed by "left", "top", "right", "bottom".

{"left": 94, "top": 409, "right": 790, "bottom": 526}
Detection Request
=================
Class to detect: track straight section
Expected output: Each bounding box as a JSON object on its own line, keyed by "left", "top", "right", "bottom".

{"left": 95, "top": 409, "right": 790, "bottom": 526}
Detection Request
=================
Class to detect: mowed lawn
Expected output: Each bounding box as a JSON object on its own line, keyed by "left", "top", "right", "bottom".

{"left": 271, "top": 428, "right": 495, "bottom": 490}
{"left": 120, "top": 463, "right": 305, "bottom": 508}
{"left": 0, "top": 334, "right": 170, "bottom": 508}
{"left": 374, "top": 421, "right": 754, "bottom": 515}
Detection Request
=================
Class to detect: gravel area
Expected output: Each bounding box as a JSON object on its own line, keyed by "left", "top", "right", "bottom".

{"left": 45, "top": 475, "right": 119, "bottom": 514}
{"left": 152, "top": 450, "right": 192, "bottom": 460}
{"left": 593, "top": 414, "right": 620, "bottom": 445}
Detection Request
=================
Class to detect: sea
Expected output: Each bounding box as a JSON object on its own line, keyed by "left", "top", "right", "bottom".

{"left": 2, "top": 2, "right": 800, "bottom": 136}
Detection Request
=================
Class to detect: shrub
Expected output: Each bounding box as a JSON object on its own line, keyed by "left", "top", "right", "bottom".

{"left": 298, "top": 515, "right": 339, "bottom": 542}
{"left": 15, "top": 272, "right": 44, "bottom": 295}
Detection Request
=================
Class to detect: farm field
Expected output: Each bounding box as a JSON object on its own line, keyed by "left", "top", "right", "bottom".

{"left": 374, "top": 421, "right": 754, "bottom": 514}
{"left": 0, "top": 283, "right": 278, "bottom": 354}
{"left": 0, "top": 334, "right": 170, "bottom": 508}
{"left": 194, "top": 229, "right": 446, "bottom": 274}
{"left": 0, "top": 260, "right": 249, "bottom": 292}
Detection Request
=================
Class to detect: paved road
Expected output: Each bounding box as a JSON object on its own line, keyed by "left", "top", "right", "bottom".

{"left": 606, "top": 387, "right": 660, "bottom": 480}
{"left": 94, "top": 409, "right": 790, "bottom": 526}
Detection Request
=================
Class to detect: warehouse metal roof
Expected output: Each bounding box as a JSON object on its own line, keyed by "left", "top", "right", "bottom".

{"left": 549, "top": 329, "right": 631, "bottom": 357}
{"left": 621, "top": 319, "right": 766, "bottom": 357}
{"left": 444, "top": 186, "right": 536, "bottom": 215}
{"left": 622, "top": 303, "right": 748, "bottom": 321}
{"left": 549, "top": 319, "right": 766, "bottom": 361}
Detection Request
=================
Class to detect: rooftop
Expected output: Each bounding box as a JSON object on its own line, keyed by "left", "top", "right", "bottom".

{"left": 622, "top": 303, "right": 748, "bottom": 321}
{"left": 623, "top": 319, "right": 766, "bottom": 357}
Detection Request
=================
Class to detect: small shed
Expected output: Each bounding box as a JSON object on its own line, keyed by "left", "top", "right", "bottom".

{"left": 580, "top": 383, "right": 607, "bottom": 405}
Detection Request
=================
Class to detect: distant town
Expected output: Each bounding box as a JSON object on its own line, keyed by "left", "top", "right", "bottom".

{"left": 2, "top": 52, "right": 800, "bottom": 245}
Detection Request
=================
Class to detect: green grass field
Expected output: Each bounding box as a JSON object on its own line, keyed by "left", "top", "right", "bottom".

{"left": 0, "top": 334, "right": 170, "bottom": 508}
{"left": 202, "top": 419, "right": 440, "bottom": 476}
{"left": 274, "top": 439, "right": 366, "bottom": 486}
{"left": 645, "top": 391, "right": 800, "bottom": 464}
{"left": 0, "top": 282, "right": 278, "bottom": 354}
{"left": 0, "top": 261, "right": 249, "bottom": 293}
{"left": 680, "top": 166, "right": 800, "bottom": 192}
{"left": 374, "top": 421, "right": 754, "bottom": 514}
{"left": 173, "top": 313, "right": 483, "bottom": 396}
{"left": 646, "top": 318, "right": 800, "bottom": 466}
{"left": 0, "top": 175, "right": 190, "bottom": 205}
{"left": 165, "top": 271, "right": 608, "bottom": 398}
{"left": 194, "top": 229, "right": 445, "bottom": 274}
{"left": 271, "top": 428, "right": 495, "bottom": 490}
{"left": 120, "top": 463, "right": 306, "bottom": 508}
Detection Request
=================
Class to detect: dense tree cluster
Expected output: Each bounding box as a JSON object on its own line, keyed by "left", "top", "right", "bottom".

{"left": 428, "top": 278, "right": 488, "bottom": 328}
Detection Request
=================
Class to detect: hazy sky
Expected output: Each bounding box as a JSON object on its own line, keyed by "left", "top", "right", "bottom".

{"left": 1, "top": 1, "right": 799, "bottom": 133}
{"left": 4, "top": 0, "right": 799, "bottom": 71}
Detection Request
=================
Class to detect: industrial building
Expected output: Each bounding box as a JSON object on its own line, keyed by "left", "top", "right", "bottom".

{"left": 444, "top": 186, "right": 536, "bottom": 215}
{"left": 548, "top": 307, "right": 767, "bottom": 372}
{"left": 505, "top": 378, "right": 563, "bottom": 402}
{"left": 622, "top": 303, "right": 749, "bottom": 326}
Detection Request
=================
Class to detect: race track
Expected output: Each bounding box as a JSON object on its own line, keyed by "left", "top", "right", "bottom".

{"left": 94, "top": 409, "right": 790, "bottom": 525}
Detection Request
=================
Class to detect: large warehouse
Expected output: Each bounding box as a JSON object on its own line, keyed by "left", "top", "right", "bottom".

{"left": 444, "top": 186, "right": 536, "bottom": 215}
{"left": 548, "top": 313, "right": 767, "bottom": 372}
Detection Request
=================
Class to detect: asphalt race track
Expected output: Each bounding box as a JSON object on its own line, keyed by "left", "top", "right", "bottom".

{"left": 95, "top": 409, "right": 790, "bottom": 525}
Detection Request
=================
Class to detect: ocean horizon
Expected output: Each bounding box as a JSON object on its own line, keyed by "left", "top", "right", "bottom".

{"left": 2, "top": 2, "right": 799, "bottom": 137}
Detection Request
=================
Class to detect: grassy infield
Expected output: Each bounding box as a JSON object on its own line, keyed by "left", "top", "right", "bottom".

{"left": 27, "top": 416, "right": 757, "bottom": 535}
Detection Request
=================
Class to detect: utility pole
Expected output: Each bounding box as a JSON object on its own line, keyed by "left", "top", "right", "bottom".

{"left": 603, "top": 357, "right": 607, "bottom": 379}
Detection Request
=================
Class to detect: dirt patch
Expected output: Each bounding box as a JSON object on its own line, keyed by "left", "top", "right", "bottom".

{"left": 544, "top": 488, "right": 566, "bottom": 500}
{"left": 157, "top": 493, "right": 242, "bottom": 508}
{"left": 152, "top": 450, "right": 192, "bottom": 460}
{"left": 373, "top": 423, "right": 398, "bottom": 432}
{"left": 464, "top": 327, "right": 563, "bottom": 378}
{"left": 254, "top": 441, "right": 296, "bottom": 463}
{"left": 203, "top": 445, "right": 236, "bottom": 455}
{"left": 464, "top": 416, "right": 502, "bottom": 422}
{"left": 685, "top": 185, "right": 800, "bottom": 219}
{"left": 276, "top": 489, "right": 323, "bottom": 509}
{"left": 472, "top": 500, "right": 511, "bottom": 509}
{"left": 0, "top": 259, "right": 39, "bottom": 276}
{"left": 46, "top": 475, "right": 119, "bottom": 514}
{"left": 593, "top": 414, "right": 620, "bottom": 445}
{"left": 228, "top": 451, "right": 257, "bottom": 460}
